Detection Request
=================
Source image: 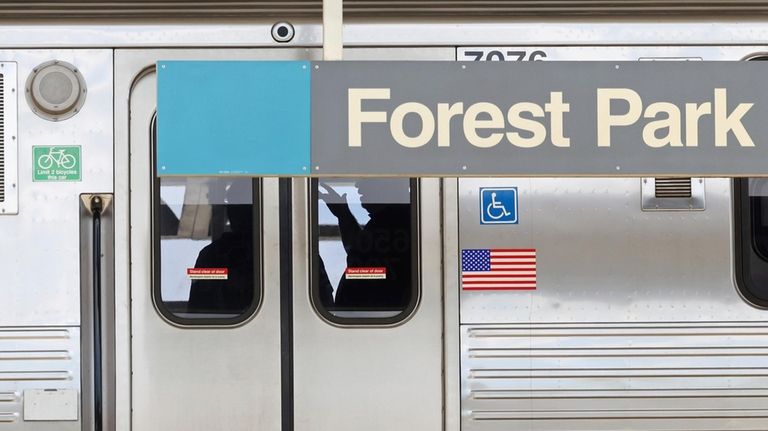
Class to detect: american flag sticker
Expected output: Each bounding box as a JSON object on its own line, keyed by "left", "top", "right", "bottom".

{"left": 461, "top": 249, "right": 536, "bottom": 291}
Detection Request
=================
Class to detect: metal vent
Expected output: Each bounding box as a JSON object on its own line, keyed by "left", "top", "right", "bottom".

{"left": 641, "top": 178, "right": 704, "bottom": 211}
{"left": 0, "top": 62, "right": 18, "bottom": 215}
{"left": 0, "top": 72, "right": 4, "bottom": 204}
{"left": 4, "top": 1, "right": 768, "bottom": 18}
{"left": 654, "top": 177, "right": 692, "bottom": 198}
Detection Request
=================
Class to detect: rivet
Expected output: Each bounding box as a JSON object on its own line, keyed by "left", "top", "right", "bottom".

{"left": 615, "top": 64, "right": 620, "bottom": 69}
{"left": 616, "top": 166, "right": 621, "bottom": 170}
{"left": 314, "top": 65, "right": 319, "bottom": 70}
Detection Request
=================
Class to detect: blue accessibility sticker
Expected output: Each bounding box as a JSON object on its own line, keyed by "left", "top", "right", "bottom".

{"left": 480, "top": 187, "right": 518, "bottom": 224}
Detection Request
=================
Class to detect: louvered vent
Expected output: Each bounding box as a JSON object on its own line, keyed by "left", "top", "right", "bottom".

{"left": 0, "top": 72, "right": 4, "bottom": 204}
{"left": 641, "top": 177, "right": 704, "bottom": 211}
{"left": 654, "top": 177, "right": 691, "bottom": 198}
{"left": 0, "top": 62, "right": 18, "bottom": 215}
{"left": 3, "top": 1, "right": 768, "bottom": 18}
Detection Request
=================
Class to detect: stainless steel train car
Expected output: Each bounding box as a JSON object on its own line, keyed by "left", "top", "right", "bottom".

{"left": 3, "top": 2, "right": 768, "bottom": 430}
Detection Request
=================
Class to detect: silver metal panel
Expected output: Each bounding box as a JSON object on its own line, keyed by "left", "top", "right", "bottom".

{"left": 23, "top": 389, "right": 78, "bottom": 421}
{"left": 4, "top": 22, "right": 768, "bottom": 48}
{"left": 461, "top": 323, "right": 768, "bottom": 431}
{"left": 0, "top": 62, "right": 18, "bottom": 215}
{"left": 0, "top": 327, "right": 81, "bottom": 431}
{"left": 456, "top": 44, "right": 768, "bottom": 431}
{"left": 292, "top": 47, "right": 450, "bottom": 431}
{"left": 0, "top": 50, "right": 112, "bottom": 328}
{"left": 458, "top": 45, "right": 768, "bottom": 61}
{"left": 125, "top": 49, "right": 328, "bottom": 431}
{"left": 459, "top": 177, "right": 767, "bottom": 323}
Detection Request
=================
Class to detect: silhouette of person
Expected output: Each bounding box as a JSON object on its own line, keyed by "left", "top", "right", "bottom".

{"left": 319, "top": 179, "right": 411, "bottom": 309}
{"left": 317, "top": 256, "right": 335, "bottom": 308}
{"left": 188, "top": 181, "right": 254, "bottom": 314}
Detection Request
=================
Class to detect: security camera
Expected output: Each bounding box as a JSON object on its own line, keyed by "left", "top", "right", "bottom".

{"left": 271, "top": 22, "right": 295, "bottom": 43}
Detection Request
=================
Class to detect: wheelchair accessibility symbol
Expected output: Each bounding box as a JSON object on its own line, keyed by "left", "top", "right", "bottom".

{"left": 480, "top": 187, "right": 518, "bottom": 224}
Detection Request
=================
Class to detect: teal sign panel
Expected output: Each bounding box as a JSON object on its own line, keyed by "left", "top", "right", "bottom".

{"left": 157, "top": 61, "right": 310, "bottom": 175}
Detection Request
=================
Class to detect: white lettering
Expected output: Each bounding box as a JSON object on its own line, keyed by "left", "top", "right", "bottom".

{"left": 390, "top": 102, "right": 435, "bottom": 148}
{"left": 714, "top": 88, "right": 754, "bottom": 147}
{"left": 437, "top": 103, "right": 464, "bottom": 147}
{"left": 506, "top": 103, "right": 546, "bottom": 148}
{"left": 684, "top": 102, "right": 711, "bottom": 147}
{"left": 642, "top": 102, "right": 683, "bottom": 148}
{"left": 545, "top": 92, "right": 570, "bottom": 148}
{"left": 348, "top": 88, "right": 390, "bottom": 147}
{"left": 597, "top": 88, "right": 643, "bottom": 147}
{"left": 464, "top": 102, "right": 505, "bottom": 148}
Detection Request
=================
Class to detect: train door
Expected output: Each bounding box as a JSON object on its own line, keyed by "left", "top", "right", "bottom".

{"left": 122, "top": 48, "right": 318, "bottom": 430}
{"left": 119, "top": 47, "right": 451, "bottom": 430}
{"left": 290, "top": 47, "right": 451, "bottom": 431}
{"left": 454, "top": 46, "right": 768, "bottom": 431}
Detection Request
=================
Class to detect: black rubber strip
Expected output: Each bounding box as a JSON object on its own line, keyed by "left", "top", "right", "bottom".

{"left": 279, "top": 179, "right": 294, "bottom": 431}
{"left": 91, "top": 196, "right": 104, "bottom": 431}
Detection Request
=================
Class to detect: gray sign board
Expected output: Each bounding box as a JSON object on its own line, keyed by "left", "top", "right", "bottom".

{"left": 310, "top": 61, "right": 768, "bottom": 176}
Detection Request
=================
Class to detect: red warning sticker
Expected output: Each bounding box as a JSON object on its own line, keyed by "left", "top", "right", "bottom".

{"left": 187, "top": 268, "right": 229, "bottom": 280}
{"left": 345, "top": 267, "right": 387, "bottom": 280}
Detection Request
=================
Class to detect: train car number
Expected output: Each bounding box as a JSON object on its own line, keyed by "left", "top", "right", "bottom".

{"left": 458, "top": 48, "right": 548, "bottom": 62}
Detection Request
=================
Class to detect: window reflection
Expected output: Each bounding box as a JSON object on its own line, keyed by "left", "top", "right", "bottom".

{"left": 156, "top": 177, "right": 259, "bottom": 322}
{"left": 315, "top": 178, "right": 416, "bottom": 320}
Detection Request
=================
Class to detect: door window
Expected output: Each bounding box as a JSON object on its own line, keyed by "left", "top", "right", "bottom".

{"left": 152, "top": 118, "right": 261, "bottom": 325}
{"left": 311, "top": 178, "right": 419, "bottom": 325}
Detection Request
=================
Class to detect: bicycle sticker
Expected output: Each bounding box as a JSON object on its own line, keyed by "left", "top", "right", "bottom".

{"left": 479, "top": 187, "right": 518, "bottom": 224}
{"left": 33, "top": 146, "right": 81, "bottom": 182}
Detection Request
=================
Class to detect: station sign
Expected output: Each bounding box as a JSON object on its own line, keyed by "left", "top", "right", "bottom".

{"left": 157, "top": 60, "right": 768, "bottom": 176}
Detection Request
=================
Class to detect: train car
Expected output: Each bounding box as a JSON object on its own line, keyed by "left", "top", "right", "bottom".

{"left": 2, "top": 2, "right": 768, "bottom": 430}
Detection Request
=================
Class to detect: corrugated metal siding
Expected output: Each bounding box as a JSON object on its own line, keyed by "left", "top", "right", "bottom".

{"left": 2, "top": 1, "right": 768, "bottom": 18}
{"left": 0, "top": 328, "right": 81, "bottom": 430}
{"left": 461, "top": 323, "right": 768, "bottom": 431}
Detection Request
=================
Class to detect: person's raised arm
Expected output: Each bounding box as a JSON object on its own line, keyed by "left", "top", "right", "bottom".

{"left": 318, "top": 182, "right": 362, "bottom": 250}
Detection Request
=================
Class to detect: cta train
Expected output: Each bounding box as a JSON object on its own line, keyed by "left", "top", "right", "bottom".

{"left": 1, "top": 2, "right": 768, "bottom": 431}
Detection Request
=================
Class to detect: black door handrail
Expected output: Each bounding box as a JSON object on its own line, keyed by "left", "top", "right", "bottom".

{"left": 90, "top": 195, "right": 104, "bottom": 431}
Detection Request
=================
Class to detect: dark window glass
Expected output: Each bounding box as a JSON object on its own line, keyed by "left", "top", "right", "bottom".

{"left": 735, "top": 178, "right": 768, "bottom": 308}
{"left": 151, "top": 118, "right": 261, "bottom": 325}
{"left": 312, "top": 178, "right": 419, "bottom": 324}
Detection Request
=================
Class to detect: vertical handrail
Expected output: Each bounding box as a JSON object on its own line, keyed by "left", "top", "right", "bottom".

{"left": 91, "top": 195, "right": 104, "bottom": 431}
